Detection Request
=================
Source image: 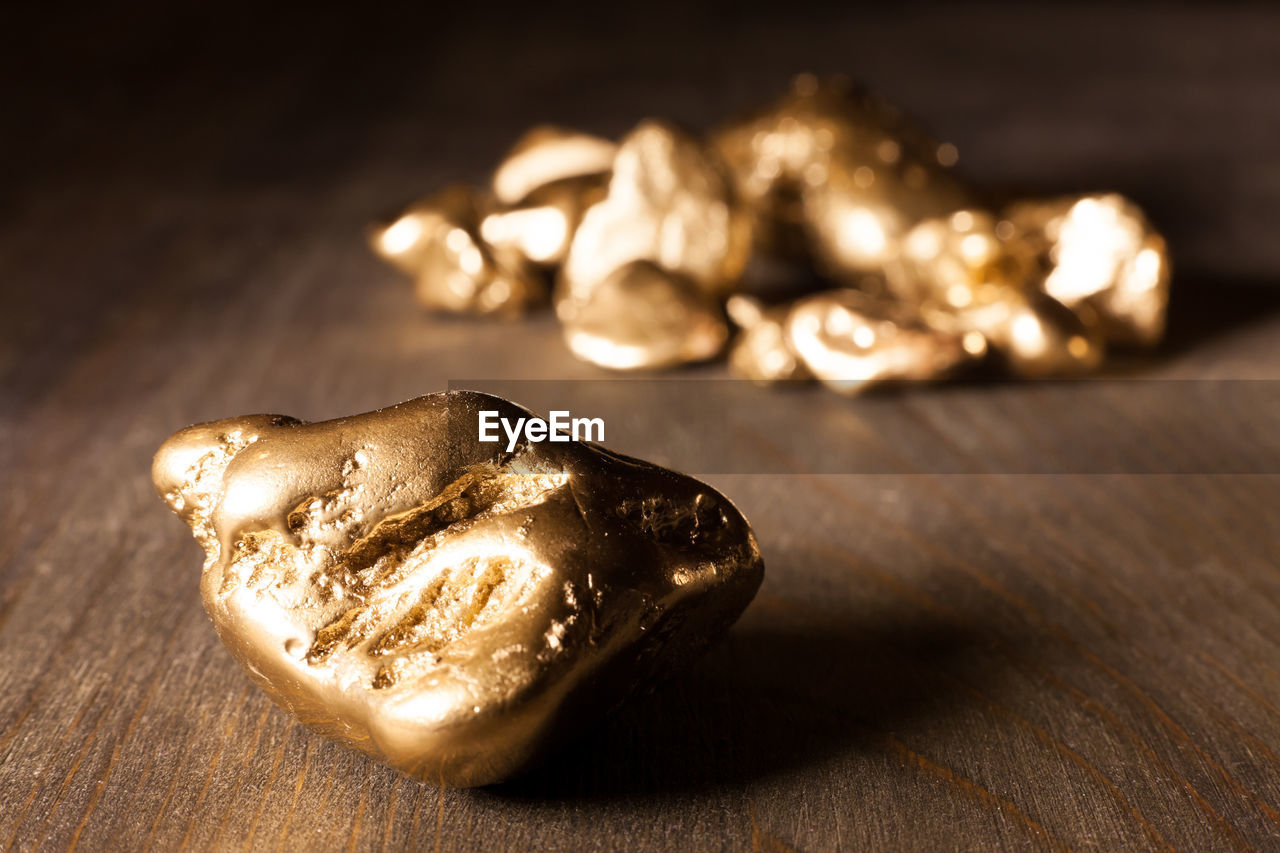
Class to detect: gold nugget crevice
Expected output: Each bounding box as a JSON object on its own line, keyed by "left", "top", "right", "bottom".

{"left": 153, "top": 391, "right": 763, "bottom": 786}
{"left": 371, "top": 75, "right": 1170, "bottom": 391}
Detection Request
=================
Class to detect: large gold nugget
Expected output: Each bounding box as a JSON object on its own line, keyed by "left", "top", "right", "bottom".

{"left": 1005, "top": 193, "right": 1170, "bottom": 346}
{"left": 152, "top": 391, "right": 764, "bottom": 787}
{"left": 560, "top": 120, "right": 752, "bottom": 306}
{"left": 370, "top": 185, "right": 545, "bottom": 316}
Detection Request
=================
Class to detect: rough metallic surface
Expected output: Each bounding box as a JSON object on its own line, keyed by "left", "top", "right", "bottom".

{"left": 491, "top": 126, "right": 617, "bottom": 206}
{"left": 1006, "top": 193, "right": 1170, "bottom": 346}
{"left": 784, "top": 289, "right": 973, "bottom": 395}
{"left": 152, "top": 391, "right": 764, "bottom": 787}
{"left": 561, "top": 261, "right": 728, "bottom": 370}
{"left": 370, "top": 185, "right": 545, "bottom": 316}
{"left": 560, "top": 120, "right": 752, "bottom": 306}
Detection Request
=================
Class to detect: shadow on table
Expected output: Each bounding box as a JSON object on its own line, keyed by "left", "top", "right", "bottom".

{"left": 1080, "top": 272, "right": 1280, "bottom": 378}
{"left": 490, "top": 586, "right": 1017, "bottom": 802}
{"left": 487, "top": 277, "right": 1280, "bottom": 803}
{"left": 1157, "top": 273, "right": 1280, "bottom": 355}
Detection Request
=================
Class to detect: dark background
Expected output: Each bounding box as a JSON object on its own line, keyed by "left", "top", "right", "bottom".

{"left": 7, "top": 1, "right": 1280, "bottom": 408}
{"left": 4, "top": 3, "right": 1280, "bottom": 851}
{"left": 6, "top": 1, "right": 1280, "bottom": 269}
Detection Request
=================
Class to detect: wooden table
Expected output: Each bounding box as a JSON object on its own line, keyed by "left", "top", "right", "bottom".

{"left": 4, "top": 4, "right": 1280, "bottom": 850}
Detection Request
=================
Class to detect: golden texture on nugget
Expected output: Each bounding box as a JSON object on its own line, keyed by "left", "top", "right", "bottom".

{"left": 784, "top": 289, "right": 974, "bottom": 395}
{"left": 560, "top": 261, "right": 728, "bottom": 370}
{"left": 561, "top": 120, "right": 753, "bottom": 306}
{"left": 1005, "top": 193, "right": 1170, "bottom": 346}
{"left": 370, "top": 185, "right": 545, "bottom": 316}
{"left": 153, "top": 392, "right": 763, "bottom": 787}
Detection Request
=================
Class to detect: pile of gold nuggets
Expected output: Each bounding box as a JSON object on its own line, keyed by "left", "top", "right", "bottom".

{"left": 371, "top": 75, "right": 1169, "bottom": 395}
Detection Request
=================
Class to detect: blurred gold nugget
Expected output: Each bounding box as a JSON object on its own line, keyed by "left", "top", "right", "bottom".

{"left": 491, "top": 125, "right": 616, "bottom": 206}
{"left": 561, "top": 261, "right": 728, "bottom": 370}
{"left": 560, "top": 119, "right": 753, "bottom": 306}
{"left": 725, "top": 295, "right": 809, "bottom": 384}
{"left": 977, "top": 289, "right": 1105, "bottom": 378}
{"left": 713, "top": 74, "right": 972, "bottom": 275}
{"left": 368, "top": 77, "right": 1169, "bottom": 389}
{"left": 370, "top": 184, "right": 545, "bottom": 316}
{"left": 153, "top": 391, "right": 763, "bottom": 787}
{"left": 481, "top": 178, "right": 604, "bottom": 267}
{"left": 889, "top": 209, "right": 1028, "bottom": 309}
{"left": 480, "top": 127, "right": 614, "bottom": 268}
{"left": 891, "top": 205, "right": 1125, "bottom": 377}
{"left": 784, "top": 289, "right": 974, "bottom": 394}
{"left": 1006, "top": 193, "right": 1169, "bottom": 346}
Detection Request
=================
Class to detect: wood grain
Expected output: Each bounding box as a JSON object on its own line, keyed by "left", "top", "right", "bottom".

{"left": 4, "top": 3, "right": 1280, "bottom": 850}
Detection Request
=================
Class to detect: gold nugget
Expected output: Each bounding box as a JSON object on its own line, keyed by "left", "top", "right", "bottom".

{"left": 560, "top": 120, "right": 753, "bottom": 307}
{"left": 370, "top": 185, "right": 545, "bottom": 316}
{"left": 364, "top": 77, "right": 1172, "bottom": 388}
{"left": 480, "top": 179, "right": 604, "bottom": 267}
{"left": 979, "top": 289, "right": 1105, "bottom": 378}
{"left": 560, "top": 261, "right": 728, "bottom": 370}
{"left": 889, "top": 208, "right": 1028, "bottom": 309}
{"left": 713, "top": 75, "right": 973, "bottom": 276}
{"left": 891, "top": 209, "right": 1106, "bottom": 377}
{"left": 784, "top": 289, "right": 975, "bottom": 395}
{"left": 1005, "top": 193, "right": 1169, "bottom": 346}
{"left": 725, "top": 295, "right": 809, "bottom": 384}
{"left": 153, "top": 391, "right": 763, "bottom": 787}
{"left": 491, "top": 125, "right": 616, "bottom": 206}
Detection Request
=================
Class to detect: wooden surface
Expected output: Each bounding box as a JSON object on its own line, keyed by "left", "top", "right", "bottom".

{"left": 4, "top": 4, "right": 1280, "bottom": 850}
